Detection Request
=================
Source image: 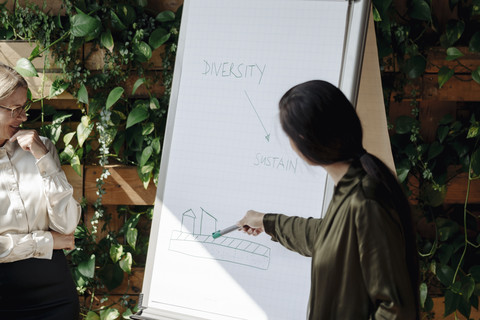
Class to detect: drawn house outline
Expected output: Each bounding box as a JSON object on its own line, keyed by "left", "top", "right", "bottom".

{"left": 169, "top": 208, "right": 271, "bottom": 270}
{"left": 181, "top": 209, "right": 196, "bottom": 233}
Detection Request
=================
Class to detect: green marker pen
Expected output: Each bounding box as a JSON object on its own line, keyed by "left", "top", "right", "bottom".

{"left": 212, "top": 224, "right": 240, "bottom": 239}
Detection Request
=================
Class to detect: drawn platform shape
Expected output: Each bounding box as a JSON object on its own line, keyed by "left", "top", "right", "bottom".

{"left": 169, "top": 208, "right": 271, "bottom": 270}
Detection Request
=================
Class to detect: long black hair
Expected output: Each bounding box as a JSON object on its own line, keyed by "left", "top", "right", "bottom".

{"left": 279, "top": 80, "right": 420, "bottom": 317}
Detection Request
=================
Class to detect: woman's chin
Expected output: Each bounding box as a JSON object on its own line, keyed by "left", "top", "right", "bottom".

{"left": 9, "top": 126, "right": 20, "bottom": 136}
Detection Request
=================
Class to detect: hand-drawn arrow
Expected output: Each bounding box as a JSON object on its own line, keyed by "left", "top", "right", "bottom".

{"left": 244, "top": 90, "right": 270, "bottom": 142}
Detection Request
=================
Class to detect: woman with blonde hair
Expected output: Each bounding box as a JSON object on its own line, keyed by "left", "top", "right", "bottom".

{"left": 0, "top": 62, "right": 81, "bottom": 319}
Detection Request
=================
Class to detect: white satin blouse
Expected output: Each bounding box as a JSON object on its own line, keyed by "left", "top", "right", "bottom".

{"left": 0, "top": 137, "right": 81, "bottom": 263}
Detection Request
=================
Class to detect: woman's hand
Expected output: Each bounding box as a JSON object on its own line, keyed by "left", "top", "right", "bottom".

{"left": 9, "top": 129, "right": 48, "bottom": 159}
{"left": 51, "top": 231, "right": 75, "bottom": 250}
{"left": 237, "top": 210, "right": 265, "bottom": 236}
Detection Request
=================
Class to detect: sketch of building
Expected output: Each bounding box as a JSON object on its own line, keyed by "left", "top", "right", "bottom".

{"left": 169, "top": 208, "right": 271, "bottom": 270}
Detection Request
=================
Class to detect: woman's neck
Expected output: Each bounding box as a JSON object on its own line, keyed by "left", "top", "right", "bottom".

{"left": 322, "top": 161, "right": 351, "bottom": 185}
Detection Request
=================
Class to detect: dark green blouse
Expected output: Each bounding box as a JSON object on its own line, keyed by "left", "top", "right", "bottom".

{"left": 263, "top": 162, "right": 416, "bottom": 320}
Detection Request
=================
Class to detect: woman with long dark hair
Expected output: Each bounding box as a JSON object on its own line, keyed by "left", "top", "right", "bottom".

{"left": 238, "top": 80, "right": 419, "bottom": 319}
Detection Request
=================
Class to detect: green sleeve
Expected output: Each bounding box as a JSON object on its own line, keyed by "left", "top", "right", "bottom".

{"left": 356, "top": 199, "right": 417, "bottom": 319}
{"left": 263, "top": 213, "right": 322, "bottom": 257}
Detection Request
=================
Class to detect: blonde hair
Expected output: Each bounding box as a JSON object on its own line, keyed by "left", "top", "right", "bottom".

{"left": 0, "top": 62, "right": 28, "bottom": 101}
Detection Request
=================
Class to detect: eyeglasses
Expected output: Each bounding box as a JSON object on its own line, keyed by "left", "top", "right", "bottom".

{"left": 0, "top": 99, "right": 32, "bottom": 118}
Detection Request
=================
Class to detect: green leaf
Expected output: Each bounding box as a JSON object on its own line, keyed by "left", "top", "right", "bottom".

{"left": 78, "top": 254, "right": 95, "bottom": 278}
{"left": 84, "top": 19, "right": 102, "bottom": 42}
{"left": 77, "top": 84, "right": 88, "bottom": 104}
{"left": 119, "top": 252, "right": 132, "bottom": 274}
{"left": 470, "top": 265, "right": 480, "bottom": 282}
{"left": 122, "top": 309, "right": 133, "bottom": 319}
{"left": 396, "top": 167, "right": 410, "bottom": 183}
{"left": 424, "top": 295, "right": 434, "bottom": 312}
{"left": 444, "top": 288, "right": 461, "bottom": 316}
{"left": 472, "top": 66, "right": 480, "bottom": 85}
{"left": 396, "top": 159, "right": 411, "bottom": 183}
{"left": 28, "top": 45, "right": 41, "bottom": 60}
{"left": 77, "top": 116, "right": 93, "bottom": 147}
{"left": 70, "top": 13, "right": 101, "bottom": 37}
{"left": 458, "top": 295, "right": 471, "bottom": 319}
{"left": 467, "top": 124, "right": 480, "bottom": 139}
{"left": 460, "top": 275, "right": 475, "bottom": 299}
{"left": 98, "top": 264, "right": 123, "bottom": 290}
{"left": 439, "top": 114, "right": 454, "bottom": 125}
{"left": 126, "top": 105, "right": 149, "bottom": 128}
{"left": 155, "top": 11, "right": 175, "bottom": 22}
{"left": 140, "top": 162, "right": 154, "bottom": 175}
{"left": 115, "top": 4, "right": 136, "bottom": 26}
{"left": 110, "top": 244, "right": 123, "bottom": 263}
{"left": 100, "top": 308, "right": 120, "bottom": 320}
{"left": 372, "top": 6, "right": 381, "bottom": 22}
{"left": 437, "top": 244, "right": 454, "bottom": 265}
{"left": 71, "top": 155, "right": 81, "bottom": 176}
{"left": 471, "top": 147, "right": 480, "bottom": 176}
{"left": 106, "top": 87, "right": 124, "bottom": 109}
{"left": 152, "top": 138, "right": 161, "bottom": 154}
{"left": 420, "top": 282, "right": 428, "bottom": 308}
{"left": 110, "top": 11, "right": 126, "bottom": 30}
{"left": 137, "top": 0, "right": 148, "bottom": 7}
{"left": 127, "top": 228, "right": 138, "bottom": 249}
{"left": 446, "top": 47, "right": 464, "bottom": 60}
{"left": 49, "top": 79, "right": 69, "bottom": 98}
{"left": 132, "top": 78, "right": 146, "bottom": 95}
{"left": 440, "top": 20, "right": 465, "bottom": 48}
{"left": 150, "top": 97, "right": 160, "bottom": 110}
{"left": 395, "top": 116, "right": 416, "bottom": 134}
{"left": 142, "top": 123, "right": 154, "bottom": 136}
{"left": 424, "top": 183, "right": 446, "bottom": 207}
{"left": 61, "top": 144, "right": 75, "bottom": 160}
{"left": 149, "top": 27, "right": 170, "bottom": 49}
{"left": 100, "top": 29, "right": 114, "bottom": 52}
{"left": 55, "top": 14, "right": 63, "bottom": 29}
{"left": 86, "top": 311, "right": 100, "bottom": 320}
{"left": 438, "top": 66, "right": 455, "bottom": 88}
{"left": 437, "top": 263, "right": 455, "bottom": 286}
{"left": 15, "top": 58, "right": 38, "bottom": 77}
{"left": 427, "top": 141, "right": 444, "bottom": 161}
{"left": 404, "top": 55, "right": 426, "bottom": 79}
{"left": 409, "top": 0, "right": 431, "bottom": 21}
{"left": 469, "top": 31, "right": 480, "bottom": 52}
{"left": 438, "top": 220, "right": 459, "bottom": 241}
{"left": 140, "top": 146, "right": 153, "bottom": 166}
{"left": 133, "top": 41, "right": 152, "bottom": 62}
{"left": 437, "top": 125, "right": 449, "bottom": 143}
{"left": 63, "top": 132, "right": 76, "bottom": 145}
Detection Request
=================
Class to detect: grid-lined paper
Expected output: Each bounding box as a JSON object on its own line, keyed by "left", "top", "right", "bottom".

{"left": 146, "top": 0, "right": 349, "bottom": 319}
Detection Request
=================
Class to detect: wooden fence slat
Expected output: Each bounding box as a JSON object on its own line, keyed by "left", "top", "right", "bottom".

{"left": 0, "top": 40, "right": 59, "bottom": 70}
{"left": 31, "top": 99, "right": 81, "bottom": 110}
{"left": 390, "top": 75, "right": 480, "bottom": 102}
{"left": 423, "top": 74, "right": 480, "bottom": 101}
{"left": 3, "top": 0, "right": 66, "bottom": 15}
{"left": 425, "top": 47, "right": 480, "bottom": 74}
{"left": 85, "top": 165, "right": 156, "bottom": 205}
{"left": 444, "top": 171, "right": 480, "bottom": 204}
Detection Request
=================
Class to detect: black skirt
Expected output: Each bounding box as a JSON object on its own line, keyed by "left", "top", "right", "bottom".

{"left": 0, "top": 250, "right": 79, "bottom": 320}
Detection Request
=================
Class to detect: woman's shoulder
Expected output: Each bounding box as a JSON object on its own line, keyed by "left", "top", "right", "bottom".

{"left": 350, "top": 174, "right": 393, "bottom": 211}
